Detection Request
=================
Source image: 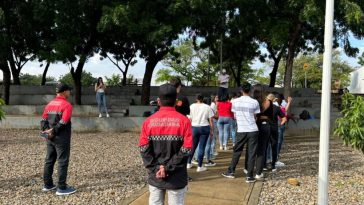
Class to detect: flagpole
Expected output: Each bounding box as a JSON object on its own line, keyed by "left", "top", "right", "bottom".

{"left": 318, "top": 0, "right": 334, "bottom": 204}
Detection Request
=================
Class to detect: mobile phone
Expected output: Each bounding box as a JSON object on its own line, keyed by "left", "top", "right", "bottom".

{"left": 40, "top": 132, "right": 49, "bottom": 139}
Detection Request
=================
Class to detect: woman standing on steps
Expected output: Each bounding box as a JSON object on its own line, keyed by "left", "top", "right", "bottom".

{"left": 95, "top": 77, "right": 110, "bottom": 118}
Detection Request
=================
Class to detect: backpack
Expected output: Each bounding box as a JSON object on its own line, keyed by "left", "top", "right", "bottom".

{"left": 299, "top": 110, "right": 310, "bottom": 120}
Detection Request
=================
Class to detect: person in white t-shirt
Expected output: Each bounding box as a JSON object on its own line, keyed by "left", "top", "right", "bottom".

{"left": 187, "top": 94, "right": 215, "bottom": 172}
{"left": 218, "top": 69, "right": 229, "bottom": 99}
{"left": 222, "top": 83, "right": 260, "bottom": 183}
{"left": 95, "top": 77, "right": 109, "bottom": 118}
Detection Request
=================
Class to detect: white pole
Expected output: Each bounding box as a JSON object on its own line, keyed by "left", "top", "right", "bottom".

{"left": 318, "top": 0, "right": 334, "bottom": 204}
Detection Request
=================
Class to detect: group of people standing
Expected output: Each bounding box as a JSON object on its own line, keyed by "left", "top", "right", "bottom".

{"left": 139, "top": 77, "right": 292, "bottom": 204}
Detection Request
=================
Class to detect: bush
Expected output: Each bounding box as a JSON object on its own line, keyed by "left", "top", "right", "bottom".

{"left": 0, "top": 98, "right": 5, "bottom": 121}
{"left": 334, "top": 93, "right": 364, "bottom": 153}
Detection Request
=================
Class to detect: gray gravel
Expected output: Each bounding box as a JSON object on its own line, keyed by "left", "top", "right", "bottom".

{"left": 0, "top": 129, "right": 146, "bottom": 205}
{"left": 258, "top": 135, "right": 364, "bottom": 205}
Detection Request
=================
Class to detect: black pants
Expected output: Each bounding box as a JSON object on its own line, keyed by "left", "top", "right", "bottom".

{"left": 256, "top": 121, "right": 271, "bottom": 175}
{"left": 43, "top": 137, "right": 71, "bottom": 190}
{"left": 267, "top": 124, "right": 278, "bottom": 168}
{"left": 228, "top": 131, "right": 258, "bottom": 178}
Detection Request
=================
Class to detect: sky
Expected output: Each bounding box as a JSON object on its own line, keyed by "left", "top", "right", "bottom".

{"left": 2, "top": 35, "right": 364, "bottom": 85}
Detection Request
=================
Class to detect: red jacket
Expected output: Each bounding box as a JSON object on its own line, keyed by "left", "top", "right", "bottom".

{"left": 41, "top": 96, "right": 73, "bottom": 139}
{"left": 139, "top": 106, "right": 192, "bottom": 189}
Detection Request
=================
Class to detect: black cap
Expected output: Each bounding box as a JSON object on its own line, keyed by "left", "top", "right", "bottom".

{"left": 56, "top": 83, "right": 72, "bottom": 93}
{"left": 159, "top": 83, "right": 177, "bottom": 100}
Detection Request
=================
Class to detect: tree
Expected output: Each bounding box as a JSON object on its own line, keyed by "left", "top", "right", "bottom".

{"left": 102, "top": 0, "right": 192, "bottom": 105}
{"left": 0, "top": 98, "right": 5, "bottom": 121}
{"left": 105, "top": 74, "right": 121, "bottom": 86}
{"left": 59, "top": 71, "right": 96, "bottom": 87}
{"left": 155, "top": 68, "right": 174, "bottom": 84}
{"left": 20, "top": 73, "right": 56, "bottom": 85}
{"left": 358, "top": 52, "right": 364, "bottom": 66}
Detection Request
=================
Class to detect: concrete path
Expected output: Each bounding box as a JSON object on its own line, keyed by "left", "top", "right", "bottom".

{"left": 125, "top": 150, "right": 262, "bottom": 205}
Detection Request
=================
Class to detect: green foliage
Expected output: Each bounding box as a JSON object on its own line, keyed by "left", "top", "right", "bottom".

{"left": 358, "top": 52, "right": 364, "bottom": 66}
{"left": 0, "top": 98, "right": 5, "bottom": 121}
{"left": 276, "top": 51, "right": 354, "bottom": 89}
{"left": 59, "top": 71, "right": 96, "bottom": 86}
{"left": 334, "top": 93, "right": 364, "bottom": 154}
{"left": 105, "top": 74, "right": 121, "bottom": 86}
{"left": 20, "top": 73, "right": 56, "bottom": 85}
{"left": 155, "top": 68, "right": 174, "bottom": 84}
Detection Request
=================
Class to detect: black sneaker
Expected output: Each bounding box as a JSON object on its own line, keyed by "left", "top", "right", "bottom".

{"left": 221, "top": 172, "right": 235, "bottom": 179}
{"left": 56, "top": 186, "right": 77, "bottom": 196}
{"left": 188, "top": 176, "right": 193, "bottom": 182}
{"left": 246, "top": 177, "right": 256, "bottom": 183}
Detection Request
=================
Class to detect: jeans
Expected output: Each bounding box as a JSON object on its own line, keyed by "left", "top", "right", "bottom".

{"left": 230, "top": 119, "right": 237, "bottom": 144}
{"left": 277, "top": 123, "right": 286, "bottom": 158}
{"left": 96, "top": 92, "right": 108, "bottom": 114}
{"left": 149, "top": 185, "right": 187, "bottom": 205}
{"left": 256, "top": 121, "right": 271, "bottom": 175}
{"left": 43, "top": 137, "right": 71, "bottom": 190}
{"left": 266, "top": 124, "right": 278, "bottom": 168}
{"left": 227, "top": 132, "right": 259, "bottom": 178}
{"left": 205, "top": 119, "right": 218, "bottom": 160}
{"left": 188, "top": 126, "right": 210, "bottom": 167}
{"left": 217, "top": 117, "right": 231, "bottom": 147}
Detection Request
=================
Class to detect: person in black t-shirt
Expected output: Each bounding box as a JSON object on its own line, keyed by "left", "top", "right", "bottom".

{"left": 169, "top": 77, "right": 190, "bottom": 116}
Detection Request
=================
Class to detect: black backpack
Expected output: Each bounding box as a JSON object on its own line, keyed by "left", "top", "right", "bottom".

{"left": 299, "top": 110, "right": 311, "bottom": 120}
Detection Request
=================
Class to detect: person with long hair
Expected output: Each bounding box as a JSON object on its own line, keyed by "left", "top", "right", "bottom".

{"left": 95, "top": 77, "right": 109, "bottom": 118}
{"left": 217, "top": 93, "right": 234, "bottom": 150}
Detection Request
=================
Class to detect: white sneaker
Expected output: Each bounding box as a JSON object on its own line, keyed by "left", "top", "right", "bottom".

{"left": 187, "top": 163, "right": 193, "bottom": 169}
{"left": 98, "top": 113, "right": 102, "bottom": 118}
{"left": 223, "top": 145, "right": 227, "bottom": 150}
{"left": 243, "top": 169, "right": 248, "bottom": 174}
{"left": 106, "top": 114, "right": 110, "bottom": 118}
{"left": 191, "top": 159, "right": 198, "bottom": 165}
{"left": 220, "top": 146, "right": 223, "bottom": 150}
{"left": 197, "top": 166, "right": 207, "bottom": 172}
{"left": 255, "top": 173, "right": 264, "bottom": 180}
{"left": 213, "top": 152, "right": 219, "bottom": 156}
{"left": 275, "top": 161, "right": 285, "bottom": 167}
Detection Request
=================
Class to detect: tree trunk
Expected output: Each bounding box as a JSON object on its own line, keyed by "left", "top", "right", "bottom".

{"left": 0, "top": 62, "right": 11, "bottom": 105}
{"left": 71, "top": 55, "right": 87, "bottom": 105}
{"left": 141, "top": 58, "right": 159, "bottom": 105}
{"left": 41, "top": 62, "right": 51, "bottom": 85}
{"left": 236, "top": 61, "right": 242, "bottom": 87}
{"left": 284, "top": 22, "right": 302, "bottom": 98}
{"left": 122, "top": 71, "right": 127, "bottom": 86}
{"left": 269, "top": 59, "right": 280, "bottom": 87}
{"left": 8, "top": 57, "right": 21, "bottom": 85}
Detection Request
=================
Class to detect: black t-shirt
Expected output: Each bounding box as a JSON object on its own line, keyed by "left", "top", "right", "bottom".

{"left": 270, "top": 105, "right": 285, "bottom": 127}
{"left": 175, "top": 94, "right": 190, "bottom": 116}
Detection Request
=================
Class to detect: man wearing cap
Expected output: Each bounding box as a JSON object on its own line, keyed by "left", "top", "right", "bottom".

{"left": 40, "top": 83, "right": 76, "bottom": 196}
{"left": 139, "top": 83, "right": 192, "bottom": 204}
{"left": 218, "top": 69, "right": 230, "bottom": 99}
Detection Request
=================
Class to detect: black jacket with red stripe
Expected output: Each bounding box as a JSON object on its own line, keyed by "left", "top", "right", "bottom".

{"left": 40, "top": 96, "right": 73, "bottom": 141}
{"left": 139, "top": 106, "right": 193, "bottom": 189}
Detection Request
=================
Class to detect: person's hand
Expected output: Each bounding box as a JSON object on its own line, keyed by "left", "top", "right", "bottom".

{"left": 156, "top": 165, "right": 166, "bottom": 179}
{"left": 287, "top": 97, "right": 293, "bottom": 103}
{"left": 42, "top": 128, "right": 54, "bottom": 139}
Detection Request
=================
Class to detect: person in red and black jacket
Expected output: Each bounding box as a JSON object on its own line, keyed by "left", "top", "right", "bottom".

{"left": 139, "top": 83, "right": 192, "bottom": 205}
{"left": 40, "top": 83, "right": 76, "bottom": 196}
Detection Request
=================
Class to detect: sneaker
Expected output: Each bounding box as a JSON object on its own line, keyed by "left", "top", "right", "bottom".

{"left": 196, "top": 166, "right": 207, "bottom": 172}
{"left": 42, "top": 184, "right": 56, "bottom": 192}
{"left": 191, "top": 159, "right": 198, "bottom": 165}
{"left": 243, "top": 169, "right": 248, "bottom": 174}
{"left": 246, "top": 177, "right": 256, "bottom": 183}
{"left": 263, "top": 167, "right": 268, "bottom": 171}
{"left": 205, "top": 160, "right": 216, "bottom": 167}
{"left": 106, "top": 114, "right": 110, "bottom": 118}
{"left": 188, "top": 176, "right": 193, "bottom": 182}
{"left": 272, "top": 168, "right": 277, "bottom": 172}
{"left": 223, "top": 145, "right": 227, "bottom": 150}
{"left": 56, "top": 186, "right": 77, "bottom": 196}
{"left": 221, "top": 172, "right": 235, "bottom": 179}
{"left": 213, "top": 152, "right": 219, "bottom": 156}
{"left": 98, "top": 113, "right": 102, "bottom": 118}
{"left": 275, "top": 161, "right": 285, "bottom": 167}
{"left": 255, "top": 173, "right": 264, "bottom": 180}
{"left": 187, "top": 163, "right": 193, "bottom": 169}
{"left": 219, "top": 146, "right": 223, "bottom": 150}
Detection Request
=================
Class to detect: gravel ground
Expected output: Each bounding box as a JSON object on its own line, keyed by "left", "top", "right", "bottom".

{"left": 258, "top": 135, "right": 364, "bottom": 205}
{"left": 0, "top": 129, "right": 146, "bottom": 205}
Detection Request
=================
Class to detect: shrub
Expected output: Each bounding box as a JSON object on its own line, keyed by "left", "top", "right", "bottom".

{"left": 334, "top": 93, "right": 364, "bottom": 153}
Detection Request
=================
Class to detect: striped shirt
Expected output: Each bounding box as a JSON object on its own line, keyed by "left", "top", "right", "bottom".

{"left": 231, "top": 96, "right": 260, "bottom": 133}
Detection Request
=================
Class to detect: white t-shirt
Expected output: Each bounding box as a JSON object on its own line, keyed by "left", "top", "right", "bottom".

{"left": 231, "top": 96, "right": 260, "bottom": 132}
{"left": 218, "top": 74, "right": 229, "bottom": 88}
{"left": 189, "top": 103, "right": 214, "bottom": 127}
{"left": 210, "top": 102, "right": 217, "bottom": 114}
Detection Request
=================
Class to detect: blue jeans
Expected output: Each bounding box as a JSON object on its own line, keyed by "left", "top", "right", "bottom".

{"left": 217, "top": 117, "right": 231, "bottom": 147}
{"left": 96, "top": 92, "right": 108, "bottom": 114}
{"left": 188, "top": 126, "right": 210, "bottom": 167}
{"left": 230, "top": 119, "right": 237, "bottom": 144}
{"left": 277, "top": 123, "right": 286, "bottom": 158}
{"left": 205, "top": 119, "right": 218, "bottom": 160}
